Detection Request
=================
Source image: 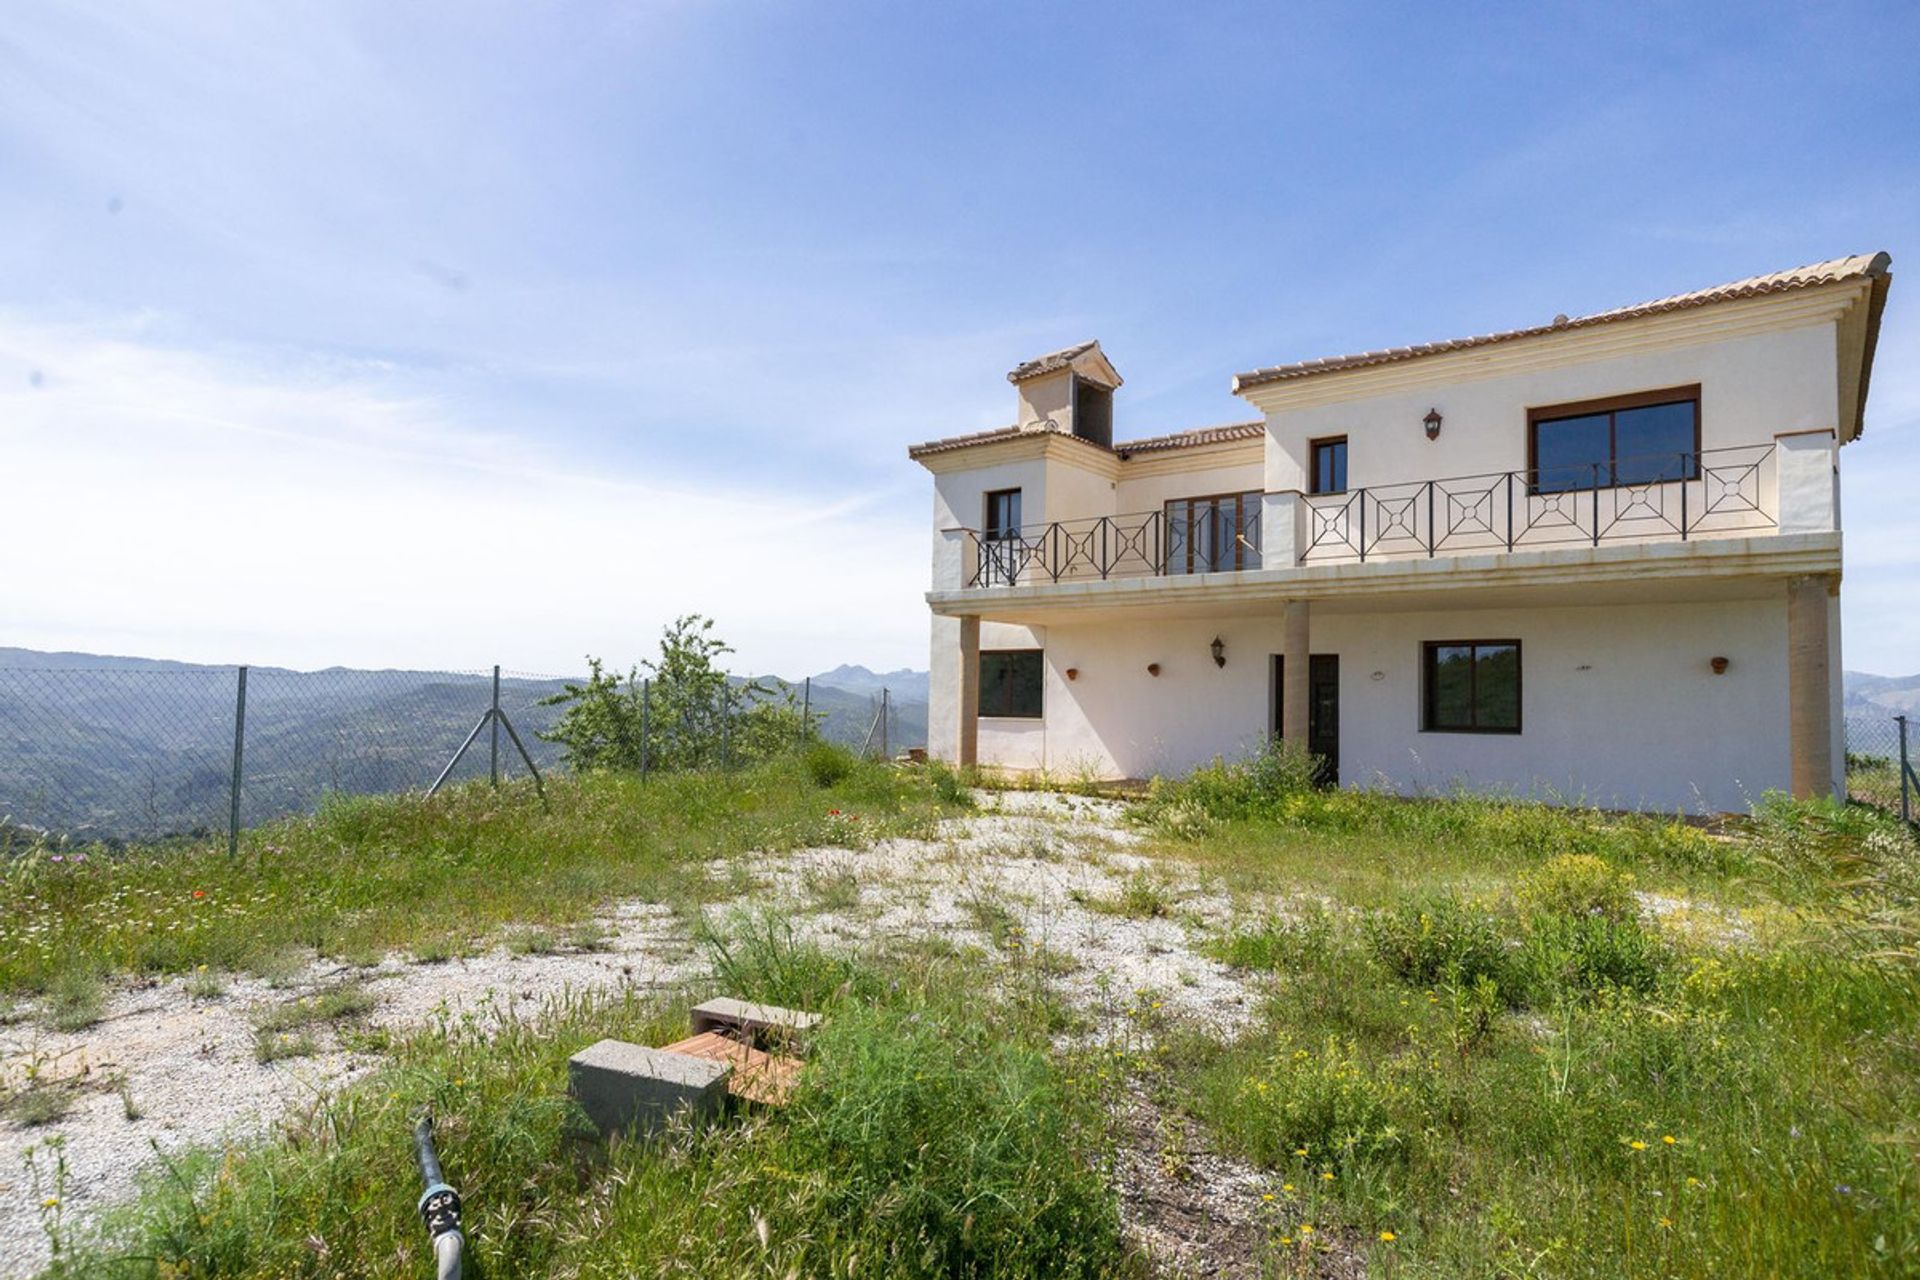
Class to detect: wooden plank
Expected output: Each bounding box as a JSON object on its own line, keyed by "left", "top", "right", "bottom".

{"left": 659, "top": 1030, "right": 802, "bottom": 1107}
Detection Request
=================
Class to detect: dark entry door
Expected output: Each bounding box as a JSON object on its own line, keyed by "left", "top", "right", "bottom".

{"left": 1272, "top": 654, "right": 1340, "bottom": 786}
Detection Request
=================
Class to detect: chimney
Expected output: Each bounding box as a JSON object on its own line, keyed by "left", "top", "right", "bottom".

{"left": 1006, "top": 341, "right": 1122, "bottom": 449}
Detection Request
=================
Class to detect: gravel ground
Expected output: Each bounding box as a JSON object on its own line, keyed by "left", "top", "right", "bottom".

{"left": 0, "top": 790, "right": 1265, "bottom": 1277}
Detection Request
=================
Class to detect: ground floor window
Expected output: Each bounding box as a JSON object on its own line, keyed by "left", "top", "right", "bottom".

{"left": 979, "top": 649, "right": 1044, "bottom": 718}
{"left": 1422, "top": 640, "right": 1521, "bottom": 733}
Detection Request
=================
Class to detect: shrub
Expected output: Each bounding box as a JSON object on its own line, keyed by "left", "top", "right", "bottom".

{"left": 1515, "top": 913, "right": 1667, "bottom": 1000}
{"left": 1149, "top": 738, "right": 1319, "bottom": 823}
{"left": 1204, "top": 905, "right": 1340, "bottom": 972}
{"left": 1363, "top": 894, "right": 1512, "bottom": 994}
{"left": 1516, "top": 853, "right": 1638, "bottom": 922}
{"left": 801, "top": 740, "right": 858, "bottom": 788}
{"left": 1212, "top": 1035, "right": 1417, "bottom": 1171}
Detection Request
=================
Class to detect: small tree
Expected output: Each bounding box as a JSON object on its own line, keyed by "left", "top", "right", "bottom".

{"left": 540, "top": 615, "right": 814, "bottom": 772}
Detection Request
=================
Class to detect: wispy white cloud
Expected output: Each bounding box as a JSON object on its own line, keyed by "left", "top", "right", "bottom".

{"left": 0, "top": 315, "right": 930, "bottom": 675}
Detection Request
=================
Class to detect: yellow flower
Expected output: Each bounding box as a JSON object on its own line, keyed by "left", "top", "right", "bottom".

{"left": 1282, "top": 1182, "right": 1295, "bottom": 1192}
{"left": 1686, "top": 1176, "right": 1701, "bottom": 1187}
{"left": 1293, "top": 1147, "right": 1309, "bottom": 1157}
{"left": 1629, "top": 1140, "right": 1647, "bottom": 1151}
{"left": 1300, "top": 1224, "right": 1315, "bottom": 1236}
{"left": 1322, "top": 1171, "right": 1335, "bottom": 1181}
{"left": 1662, "top": 1134, "right": 1677, "bottom": 1145}
{"left": 1262, "top": 1193, "right": 1275, "bottom": 1202}
{"left": 1659, "top": 1216, "right": 1674, "bottom": 1229}
{"left": 1280, "top": 1237, "right": 1294, "bottom": 1246}
{"left": 1379, "top": 1230, "right": 1397, "bottom": 1242}
{"left": 41, "top": 1197, "right": 58, "bottom": 1209}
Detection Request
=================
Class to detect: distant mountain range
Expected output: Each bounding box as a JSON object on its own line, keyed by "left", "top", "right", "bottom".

{"left": 0, "top": 648, "right": 928, "bottom": 841}
{"left": 1846, "top": 669, "right": 1920, "bottom": 719}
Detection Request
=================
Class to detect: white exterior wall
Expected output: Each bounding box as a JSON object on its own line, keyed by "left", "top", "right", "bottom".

{"left": 1114, "top": 460, "right": 1265, "bottom": 513}
{"left": 1264, "top": 320, "right": 1842, "bottom": 493}
{"left": 978, "top": 597, "right": 1791, "bottom": 812}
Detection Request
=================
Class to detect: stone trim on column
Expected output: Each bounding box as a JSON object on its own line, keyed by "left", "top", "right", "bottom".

{"left": 1787, "top": 574, "right": 1837, "bottom": 799}
{"left": 958, "top": 615, "right": 980, "bottom": 769}
{"left": 1281, "top": 600, "right": 1310, "bottom": 749}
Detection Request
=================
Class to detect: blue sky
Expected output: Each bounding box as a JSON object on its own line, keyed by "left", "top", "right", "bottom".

{"left": 1, "top": 1, "right": 1916, "bottom": 677}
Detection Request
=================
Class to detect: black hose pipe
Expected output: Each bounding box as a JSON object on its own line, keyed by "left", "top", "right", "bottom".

{"left": 413, "top": 1111, "right": 464, "bottom": 1280}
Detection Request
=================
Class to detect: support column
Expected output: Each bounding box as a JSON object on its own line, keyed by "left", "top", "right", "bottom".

{"left": 1787, "top": 575, "right": 1836, "bottom": 799}
{"left": 1281, "top": 600, "right": 1310, "bottom": 748}
{"left": 957, "top": 615, "right": 980, "bottom": 768}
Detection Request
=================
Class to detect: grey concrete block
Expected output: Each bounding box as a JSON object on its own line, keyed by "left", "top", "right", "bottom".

{"left": 690, "top": 997, "right": 822, "bottom": 1049}
{"left": 568, "top": 1039, "right": 730, "bottom": 1138}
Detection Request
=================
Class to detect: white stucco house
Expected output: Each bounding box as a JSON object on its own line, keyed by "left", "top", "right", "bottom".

{"left": 911, "top": 254, "right": 1893, "bottom": 812}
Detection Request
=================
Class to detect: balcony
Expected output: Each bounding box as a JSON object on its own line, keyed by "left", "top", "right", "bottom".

{"left": 957, "top": 443, "right": 1794, "bottom": 589}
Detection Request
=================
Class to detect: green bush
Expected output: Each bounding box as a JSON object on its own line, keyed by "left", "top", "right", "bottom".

{"left": 1363, "top": 894, "right": 1512, "bottom": 993}
{"left": 1516, "top": 852, "right": 1638, "bottom": 922}
{"left": 1515, "top": 913, "right": 1667, "bottom": 1000}
{"left": 1148, "top": 738, "right": 1319, "bottom": 823}
{"left": 1208, "top": 1035, "right": 1419, "bottom": 1172}
{"left": 801, "top": 740, "right": 858, "bottom": 788}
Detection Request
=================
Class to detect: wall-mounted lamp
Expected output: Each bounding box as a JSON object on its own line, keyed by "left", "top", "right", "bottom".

{"left": 1065, "top": 667, "right": 1079, "bottom": 682}
{"left": 1209, "top": 636, "right": 1226, "bottom": 669}
{"left": 1423, "top": 407, "right": 1444, "bottom": 441}
{"left": 1710, "top": 656, "right": 1730, "bottom": 675}
{"left": 1147, "top": 662, "right": 1161, "bottom": 677}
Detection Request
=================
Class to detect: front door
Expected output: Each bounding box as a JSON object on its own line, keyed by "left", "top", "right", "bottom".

{"left": 1272, "top": 654, "right": 1340, "bottom": 786}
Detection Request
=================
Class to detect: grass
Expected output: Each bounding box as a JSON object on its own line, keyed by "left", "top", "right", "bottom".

{"left": 18, "top": 738, "right": 1920, "bottom": 1278}
{"left": 0, "top": 753, "right": 959, "bottom": 997}
{"left": 1146, "top": 748, "right": 1920, "bottom": 1277}
{"left": 57, "top": 920, "right": 1129, "bottom": 1279}
{"left": 249, "top": 981, "right": 379, "bottom": 1063}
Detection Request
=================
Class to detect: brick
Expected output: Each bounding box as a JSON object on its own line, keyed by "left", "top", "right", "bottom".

{"left": 567, "top": 1039, "right": 730, "bottom": 1138}
{"left": 689, "top": 997, "right": 822, "bottom": 1050}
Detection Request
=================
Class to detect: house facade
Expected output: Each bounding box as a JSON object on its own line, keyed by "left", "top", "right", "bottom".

{"left": 910, "top": 254, "right": 1893, "bottom": 812}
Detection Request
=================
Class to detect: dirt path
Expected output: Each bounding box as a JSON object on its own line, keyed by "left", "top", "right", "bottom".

{"left": 0, "top": 791, "right": 1269, "bottom": 1277}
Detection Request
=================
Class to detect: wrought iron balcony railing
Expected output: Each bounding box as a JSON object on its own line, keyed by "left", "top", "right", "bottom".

{"left": 969, "top": 503, "right": 1262, "bottom": 587}
{"left": 1300, "top": 443, "right": 1776, "bottom": 563}
{"left": 955, "top": 443, "right": 1780, "bottom": 588}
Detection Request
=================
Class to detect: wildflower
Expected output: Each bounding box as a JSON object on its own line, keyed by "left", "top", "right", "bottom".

{"left": 1629, "top": 1140, "right": 1647, "bottom": 1151}
{"left": 49, "top": 855, "right": 62, "bottom": 863}
{"left": 1659, "top": 1216, "right": 1673, "bottom": 1229}
{"left": 1321, "top": 1171, "right": 1335, "bottom": 1181}
{"left": 1299, "top": 1224, "right": 1314, "bottom": 1236}
{"left": 1685, "top": 1176, "right": 1701, "bottom": 1188}
{"left": 1294, "top": 1147, "right": 1309, "bottom": 1157}
{"left": 1662, "top": 1134, "right": 1677, "bottom": 1145}
{"left": 1282, "top": 1182, "right": 1295, "bottom": 1192}
{"left": 192, "top": 890, "right": 206, "bottom": 900}
{"left": 41, "top": 1197, "right": 57, "bottom": 1209}
{"left": 1380, "top": 1230, "right": 1397, "bottom": 1242}
{"left": 1262, "top": 1193, "right": 1275, "bottom": 1202}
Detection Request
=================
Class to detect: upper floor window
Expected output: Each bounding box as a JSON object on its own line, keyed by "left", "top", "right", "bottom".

{"left": 1310, "top": 436, "right": 1348, "bottom": 494}
{"left": 1166, "top": 491, "right": 1262, "bottom": 574}
{"left": 1528, "top": 386, "right": 1700, "bottom": 494}
{"left": 984, "top": 488, "right": 1022, "bottom": 540}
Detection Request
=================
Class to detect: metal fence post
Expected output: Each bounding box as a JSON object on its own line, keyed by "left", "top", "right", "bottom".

{"left": 801, "top": 676, "right": 811, "bottom": 742}
{"left": 228, "top": 665, "right": 248, "bottom": 857}
{"left": 1899, "top": 714, "right": 1913, "bottom": 826}
{"left": 640, "top": 678, "right": 651, "bottom": 777}
{"left": 880, "top": 687, "right": 889, "bottom": 760}
{"left": 489, "top": 665, "right": 501, "bottom": 787}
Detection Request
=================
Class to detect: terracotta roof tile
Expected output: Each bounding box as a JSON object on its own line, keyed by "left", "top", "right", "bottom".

{"left": 1006, "top": 340, "right": 1097, "bottom": 383}
{"left": 1232, "top": 252, "right": 1892, "bottom": 391}
{"left": 907, "top": 423, "right": 1111, "bottom": 460}
{"left": 1114, "top": 421, "right": 1264, "bottom": 454}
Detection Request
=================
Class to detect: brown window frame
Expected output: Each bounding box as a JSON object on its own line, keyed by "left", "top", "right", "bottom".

{"left": 1526, "top": 384, "right": 1701, "bottom": 495}
{"left": 1309, "top": 435, "right": 1348, "bottom": 495}
{"left": 983, "top": 488, "right": 1023, "bottom": 541}
{"left": 978, "top": 648, "right": 1045, "bottom": 719}
{"left": 1420, "top": 639, "right": 1522, "bottom": 735}
{"left": 1163, "top": 490, "right": 1262, "bottom": 574}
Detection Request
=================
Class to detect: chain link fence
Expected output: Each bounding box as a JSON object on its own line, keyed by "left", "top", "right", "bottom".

{"left": 1847, "top": 712, "right": 1918, "bottom": 820}
{"left": 0, "top": 664, "right": 911, "bottom": 847}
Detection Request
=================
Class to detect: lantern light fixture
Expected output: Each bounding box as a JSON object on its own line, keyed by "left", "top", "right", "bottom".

{"left": 1423, "top": 407, "right": 1443, "bottom": 441}
{"left": 1210, "top": 636, "right": 1226, "bottom": 669}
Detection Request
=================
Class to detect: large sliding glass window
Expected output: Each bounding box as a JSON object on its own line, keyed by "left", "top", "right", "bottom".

{"left": 1166, "top": 491, "right": 1262, "bottom": 574}
{"left": 1422, "top": 640, "right": 1521, "bottom": 733}
{"left": 979, "top": 649, "right": 1044, "bottom": 719}
{"left": 1529, "top": 386, "right": 1699, "bottom": 493}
